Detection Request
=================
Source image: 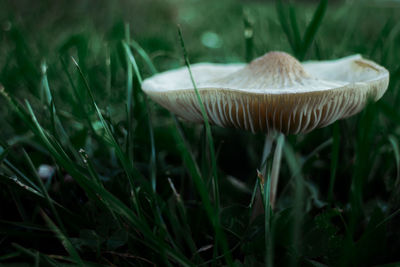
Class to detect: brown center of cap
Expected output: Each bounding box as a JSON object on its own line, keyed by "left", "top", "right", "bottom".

{"left": 213, "top": 51, "right": 311, "bottom": 89}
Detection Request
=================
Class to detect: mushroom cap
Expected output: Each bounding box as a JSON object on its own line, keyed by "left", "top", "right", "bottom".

{"left": 142, "top": 51, "right": 389, "bottom": 134}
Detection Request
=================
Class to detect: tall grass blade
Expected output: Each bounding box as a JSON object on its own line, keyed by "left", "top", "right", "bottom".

{"left": 388, "top": 135, "right": 400, "bottom": 187}
{"left": 171, "top": 115, "right": 232, "bottom": 265}
{"left": 123, "top": 40, "right": 157, "bottom": 192}
{"left": 275, "top": 0, "right": 296, "bottom": 52}
{"left": 350, "top": 102, "right": 376, "bottom": 233}
{"left": 59, "top": 57, "right": 96, "bottom": 135}
{"left": 299, "top": 0, "right": 328, "bottom": 60}
{"left": 284, "top": 142, "right": 305, "bottom": 266}
{"left": 71, "top": 57, "right": 144, "bottom": 216}
{"left": 263, "top": 169, "right": 273, "bottom": 267}
{"left": 124, "top": 24, "right": 135, "bottom": 164}
{"left": 289, "top": 4, "right": 301, "bottom": 55}
{"left": 178, "top": 27, "right": 232, "bottom": 265}
{"left": 129, "top": 39, "right": 158, "bottom": 74}
{"left": 177, "top": 26, "right": 220, "bottom": 209}
{"left": 328, "top": 122, "right": 340, "bottom": 203}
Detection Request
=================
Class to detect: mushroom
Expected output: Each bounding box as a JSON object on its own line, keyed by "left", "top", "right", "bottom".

{"left": 142, "top": 51, "right": 389, "bottom": 134}
{"left": 142, "top": 51, "right": 389, "bottom": 207}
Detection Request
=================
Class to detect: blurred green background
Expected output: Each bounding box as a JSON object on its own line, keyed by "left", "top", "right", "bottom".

{"left": 1, "top": 0, "right": 400, "bottom": 266}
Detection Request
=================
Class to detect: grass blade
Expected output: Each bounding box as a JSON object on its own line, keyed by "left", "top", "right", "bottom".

{"left": 129, "top": 39, "right": 158, "bottom": 74}
{"left": 298, "top": 0, "right": 328, "bottom": 60}
{"left": 275, "top": 0, "right": 296, "bottom": 52}
{"left": 171, "top": 115, "right": 232, "bottom": 265}
{"left": 124, "top": 24, "right": 135, "bottom": 164}
{"left": 123, "top": 40, "right": 157, "bottom": 192}
{"left": 177, "top": 26, "right": 220, "bottom": 210}
{"left": 263, "top": 168, "right": 273, "bottom": 267}
{"left": 289, "top": 4, "right": 302, "bottom": 55}
{"left": 388, "top": 135, "right": 400, "bottom": 187}
{"left": 284, "top": 142, "right": 305, "bottom": 266}
{"left": 22, "top": 149, "right": 66, "bottom": 233}
{"left": 41, "top": 210, "right": 84, "bottom": 266}
{"left": 328, "top": 122, "right": 340, "bottom": 203}
{"left": 177, "top": 27, "right": 232, "bottom": 264}
{"left": 71, "top": 57, "right": 144, "bottom": 217}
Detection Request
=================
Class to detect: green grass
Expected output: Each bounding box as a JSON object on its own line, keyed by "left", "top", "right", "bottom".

{"left": 1, "top": 0, "right": 400, "bottom": 266}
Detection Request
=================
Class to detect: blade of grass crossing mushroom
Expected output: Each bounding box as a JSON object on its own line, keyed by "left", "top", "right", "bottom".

{"left": 171, "top": 115, "right": 233, "bottom": 265}
{"left": 41, "top": 210, "right": 84, "bottom": 266}
{"left": 71, "top": 57, "right": 143, "bottom": 217}
{"left": 284, "top": 143, "right": 305, "bottom": 265}
{"left": 328, "top": 122, "right": 340, "bottom": 203}
{"left": 178, "top": 27, "right": 221, "bottom": 211}
{"left": 298, "top": 0, "right": 328, "bottom": 60}
{"left": 178, "top": 29, "right": 231, "bottom": 263}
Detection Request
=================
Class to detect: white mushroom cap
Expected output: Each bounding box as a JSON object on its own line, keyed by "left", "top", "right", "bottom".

{"left": 142, "top": 51, "right": 389, "bottom": 134}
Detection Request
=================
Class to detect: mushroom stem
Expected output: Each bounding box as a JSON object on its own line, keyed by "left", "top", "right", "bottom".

{"left": 259, "top": 131, "right": 285, "bottom": 209}
{"left": 270, "top": 133, "right": 285, "bottom": 209}
{"left": 253, "top": 131, "right": 285, "bottom": 219}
